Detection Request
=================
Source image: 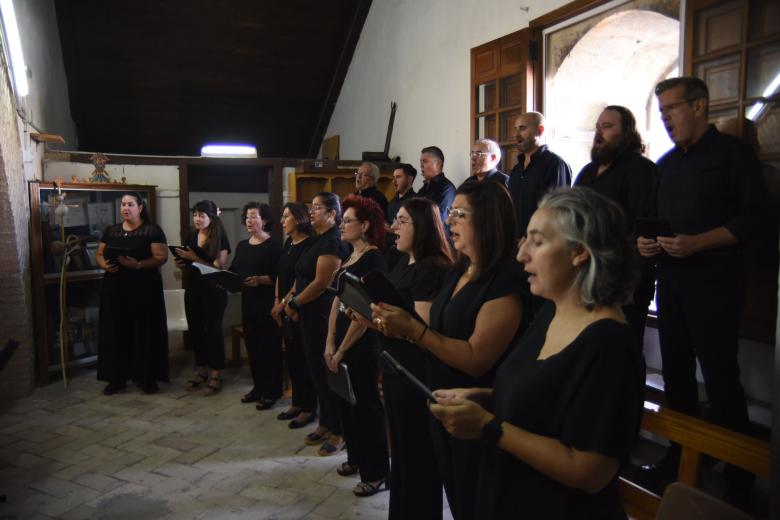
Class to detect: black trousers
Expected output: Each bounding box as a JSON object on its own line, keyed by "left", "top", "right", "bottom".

{"left": 299, "top": 297, "right": 343, "bottom": 435}
{"left": 429, "top": 418, "right": 482, "bottom": 520}
{"left": 243, "top": 309, "right": 283, "bottom": 400}
{"left": 339, "top": 339, "right": 389, "bottom": 482}
{"left": 384, "top": 371, "right": 442, "bottom": 520}
{"left": 623, "top": 262, "right": 656, "bottom": 352}
{"left": 184, "top": 285, "right": 227, "bottom": 371}
{"left": 657, "top": 255, "right": 750, "bottom": 429}
{"left": 283, "top": 318, "right": 317, "bottom": 411}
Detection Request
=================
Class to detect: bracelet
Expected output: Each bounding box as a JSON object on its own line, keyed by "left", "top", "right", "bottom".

{"left": 288, "top": 297, "right": 301, "bottom": 312}
{"left": 415, "top": 324, "right": 429, "bottom": 343}
{"left": 136, "top": 261, "right": 142, "bottom": 270}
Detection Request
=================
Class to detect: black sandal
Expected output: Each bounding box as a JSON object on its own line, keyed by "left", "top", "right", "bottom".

{"left": 202, "top": 377, "right": 222, "bottom": 396}
{"left": 352, "top": 477, "right": 389, "bottom": 497}
{"left": 336, "top": 462, "right": 360, "bottom": 476}
{"left": 185, "top": 371, "right": 207, "bottom": 391}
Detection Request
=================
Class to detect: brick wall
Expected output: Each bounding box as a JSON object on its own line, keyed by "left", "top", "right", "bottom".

{"left": 0, "top": 53, "right": 35, "bottom": 400}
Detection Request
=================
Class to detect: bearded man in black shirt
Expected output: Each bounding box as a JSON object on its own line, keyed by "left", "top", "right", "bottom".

{"left": 574, "top": 105, "right": 657, "bottom": 347}
{"left": 637, "top": 77, "right": 764, "bottom": 503}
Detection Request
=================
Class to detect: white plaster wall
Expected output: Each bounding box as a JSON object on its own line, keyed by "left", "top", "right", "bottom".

{"left": 324, "top": 0, "right": 570, "bottom": 188}
{"left": 13, "top": 0, "right": 78, "bottom": 147}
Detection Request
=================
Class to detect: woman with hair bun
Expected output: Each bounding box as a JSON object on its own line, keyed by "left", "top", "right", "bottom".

{"left": 430, "top": 187, "right": 644, "bottom": 519}
{"left": 175, "top": 200, "right": 231, "bottom": 396}
{"left": 229, "top": 202, "right": 282, "bottom": 408}
{"left": 96, "top": 192, "right": 169, "bottom": 395}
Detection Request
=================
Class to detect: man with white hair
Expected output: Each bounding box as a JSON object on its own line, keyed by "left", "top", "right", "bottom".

{"left": 355, "top": 161, "right": 388, "bottom": 217}
{"left": 463, "top": 138, "right": 508, "bottom": 187}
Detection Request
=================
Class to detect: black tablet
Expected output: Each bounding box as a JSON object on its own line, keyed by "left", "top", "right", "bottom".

{"left": 103, "top": 246, "right": 133, "bottom": 263}
{"left": 379, "top": 351, "right": 435, "bottom": 401}
{"left": 168, "top": 245, "right": 189, "bottom": 260}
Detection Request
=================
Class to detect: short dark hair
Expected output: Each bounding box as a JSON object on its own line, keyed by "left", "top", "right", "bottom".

{"left": 453, "top": 180, "right": 516, "bottom": 282}
{"left": 242, "top": 201, "right": 273, "bottom": 231}
{"left": 396, "top": 163, "right": 417, "bottom": 179}
{"left": 400, "top": 197, "right": 452, "bottom": 265}
{"left": 539, "top": 187, "right": 639, "bottom": 309}
{"left": 421, "top": 146, "right": 445, "bottom": 168}
{"left": 604, "top": 105, "right": 644, "bottom": 154}
{"left": 314, "top": 191, "right": 342, "bottom": 225}
{"left": 342, "top": 195, "right": 387, "bottom": 250}
{"left": 283, "top": 201, "right": 313, "bottom": 236}
{"left": 655, "top": 76, "right": 709, "bottom": 103}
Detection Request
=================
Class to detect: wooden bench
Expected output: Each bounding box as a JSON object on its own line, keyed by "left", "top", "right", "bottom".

{"left": 619, "top": 402, "right": 771, "bottom": 519}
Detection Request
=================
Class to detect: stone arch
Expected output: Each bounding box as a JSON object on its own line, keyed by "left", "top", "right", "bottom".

{"left": 545, "top": 9, "right": 680, "bottom": 176}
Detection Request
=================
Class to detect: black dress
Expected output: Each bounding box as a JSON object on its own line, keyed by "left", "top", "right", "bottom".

{"left": 478, "top": 302, "right": 644, "bottom": 519}
{"left": 97, "top": 222, "right": 169, "bottom": 387}
{"left": 381, "top": 254, "right": 449, "bottom": 520}
{"left": 182, "top": 230, "right": 231, "bottom": 371}
{"left": 277, "top": 236, "right": 316, "bottom": 412}
{"left": 335, "top": 249, "right": 390, "bottom": 483}
{"left": 427, "top": 257, "right": 528, "bottom": 520}
{"left": 294, "top": 225, "right": 349, "bottom": 434}
{"left": 229, "top": 237, "right": 282, "bottom": 400}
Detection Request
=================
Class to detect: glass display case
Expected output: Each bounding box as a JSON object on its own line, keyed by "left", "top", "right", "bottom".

{"left": 29, "top": 182, "right": 157, "bottom": 383}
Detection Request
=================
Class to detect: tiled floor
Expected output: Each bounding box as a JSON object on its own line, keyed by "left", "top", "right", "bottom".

{"left": 0, "top": 347, "right": 453, "bottom": 519}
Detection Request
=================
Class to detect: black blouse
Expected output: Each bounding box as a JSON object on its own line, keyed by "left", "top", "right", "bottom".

{"left": 101, "top": 222, "right": 166, "bottom": 274}
{"left": 335, "top": 249, "right": 387, "bottom": 342}
{"left": 381, "top": 255, "right": 449, "bottom": 375}
{"left": 229, "top": 238, "right": 281, "bottom": 313}
{"left": 294, "top": 225, "right": 348, "bottom": 300}
{"left": 182, "top": 229, "right": 231, "bottom": 290}
{"left": 277, "top": 236, "right": 313, "bottom": 297}
{"left": 478, "top": 302, "right": 643, "bottom": 519}
{"left": 427, "top": 257, "right": 527, "bottom": 390}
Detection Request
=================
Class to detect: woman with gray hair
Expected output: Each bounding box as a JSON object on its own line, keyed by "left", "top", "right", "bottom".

{"left": 430, "top": 187, "right": 644, "bottom": 519}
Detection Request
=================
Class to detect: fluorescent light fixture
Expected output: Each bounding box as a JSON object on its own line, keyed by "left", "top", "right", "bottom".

{"left": 201, "top": 144, "right": 257, "bottom": 158}
{"left": 0, "top": 0, "right": 28, "bottom": 97}
{"left": 747, "top": 71, "right": 780, "bottom": 121}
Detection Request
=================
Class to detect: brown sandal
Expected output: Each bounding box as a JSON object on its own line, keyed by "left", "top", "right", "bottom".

{"left": 185, "top": 371, "right": 207, "bottom": 391}
{"left": 202, "top": 377, "right": 222, "bottom": 396}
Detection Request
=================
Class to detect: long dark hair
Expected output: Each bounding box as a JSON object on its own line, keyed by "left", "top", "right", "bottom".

{"left": 453, "top": 181, "right": 516, "bottom": 282}
{"left": 120, "top": 192, "right": 152, "bottom": 223}
{"left": 604, "top": 105, "right": 645, "bottom": 154}
{"left": 401, "top": 197, "right": 452, "bottom": 265}
{"left": 284, "top": 201, "right": 313, "bottom": 236}
{"left": 192, "top": 200, "right": 227, "bottom": 257}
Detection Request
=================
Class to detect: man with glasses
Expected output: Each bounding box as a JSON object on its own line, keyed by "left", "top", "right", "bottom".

{"left": 463, "top": 138, "right": 508, "bottom": 187}
{"left": 417, "top": 146, "right": 456, "bottom": 229}
{"left": 386, "top": 163, "right": 417, "bottom": 224}
{"left": 637, "top": 77, "right": 764, "bottom": 506}
{"left": 508, "top": 112, "right": 571, "bottom": 239}
{"left": 354, "top": 162, "right": 388, "bottom": 217}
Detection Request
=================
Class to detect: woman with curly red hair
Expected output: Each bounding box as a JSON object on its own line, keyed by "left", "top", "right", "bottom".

{"left": 324, "top": 195, "right": 390, "bottom": 496}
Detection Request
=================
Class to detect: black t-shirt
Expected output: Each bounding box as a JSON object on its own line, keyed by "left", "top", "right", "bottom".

{"left": 277, "top": 236, "right": 313, "bottom": 297}
{"left": 477, "top": 302, "right": 643, "bottom": 519}
{"left": 335, "top": 249, "right": 387, "bottom": 343}
{"left": 380, "top": 255, "right": 449, "bottom": 376}
{"left": 229, "top": 237, "right": 281, "bottom": 313}
{"left": 101, "top": 222, "right": 166, "bottom": 276}
{"left": 427, "top": 257, "right": 527, "bottom": 390}
{"left": 386, "top": 189, "right": 416, "bottom": 224}
{"left": 294, "top": 225, "right": 348, "bottom": 307}
{"left": 574, "top": 150, "right": 658, "bottom": 232}
{"left": 356, "top": 187, "right": 389, "bottom": 217}
{"left": 182, "top": 229, "right": 231, "bottom": 289}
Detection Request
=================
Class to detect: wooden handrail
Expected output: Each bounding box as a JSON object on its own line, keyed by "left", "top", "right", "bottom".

{"left": 619, "top": 401, "right": 771, "bottom": 520}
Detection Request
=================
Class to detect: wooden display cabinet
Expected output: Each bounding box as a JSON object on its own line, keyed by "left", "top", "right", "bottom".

{"left": 29, "top": 182, "right": 157, "bottom": 384}
{"left": 289, "top": 159, "right": 397, "bottom": 204}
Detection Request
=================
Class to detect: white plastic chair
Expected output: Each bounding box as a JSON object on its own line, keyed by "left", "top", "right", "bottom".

{"left": 163, "top": 289, "right": 188, "bottom": 332}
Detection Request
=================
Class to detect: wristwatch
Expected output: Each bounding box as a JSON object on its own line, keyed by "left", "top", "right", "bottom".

{"left": 481, "top": 416, "right": 503, "bottom": 445}
{"left": 288, "top": 296, "right": 301, "bottom": 312}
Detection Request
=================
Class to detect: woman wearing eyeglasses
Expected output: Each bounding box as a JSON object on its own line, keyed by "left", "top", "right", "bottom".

{"left": 285, "top": 192, "right": 348, "bottom": 453}
{"left": 372, "top": 181, "right": 527, "bottom": 520}
{"left": 325, "top": 195, "right": 389, "bottom": 496}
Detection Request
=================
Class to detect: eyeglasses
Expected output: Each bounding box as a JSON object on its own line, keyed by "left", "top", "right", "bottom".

{"left": 310, "top": 204, "right": 325, "bottom": 212}
{"left": 354, "top": 171, "right": 369, "bottom": 178}
{"left": 446, "top": 207, "right": 471, "bottom": 220}
{"left": 659, "top": 100, "right": 691, "bottom": 115}
{"left": 392, "top": 216, "right": 412, "bottom": 226}
{"left": 470, "top": 151, "right": 490, "bottom": 158}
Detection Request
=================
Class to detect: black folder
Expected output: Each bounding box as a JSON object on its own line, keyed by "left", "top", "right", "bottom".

{"left": 635, "top": 218, "right": 674, "bottom": 239}
{"left": 103, "top": 246, "right": 134, "bottom": 263}
{"left": 334, "top": 269, "right": 413, "bottom": 320}
{"left": 327, "top": 362, "right": 356, "bottom": 405}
